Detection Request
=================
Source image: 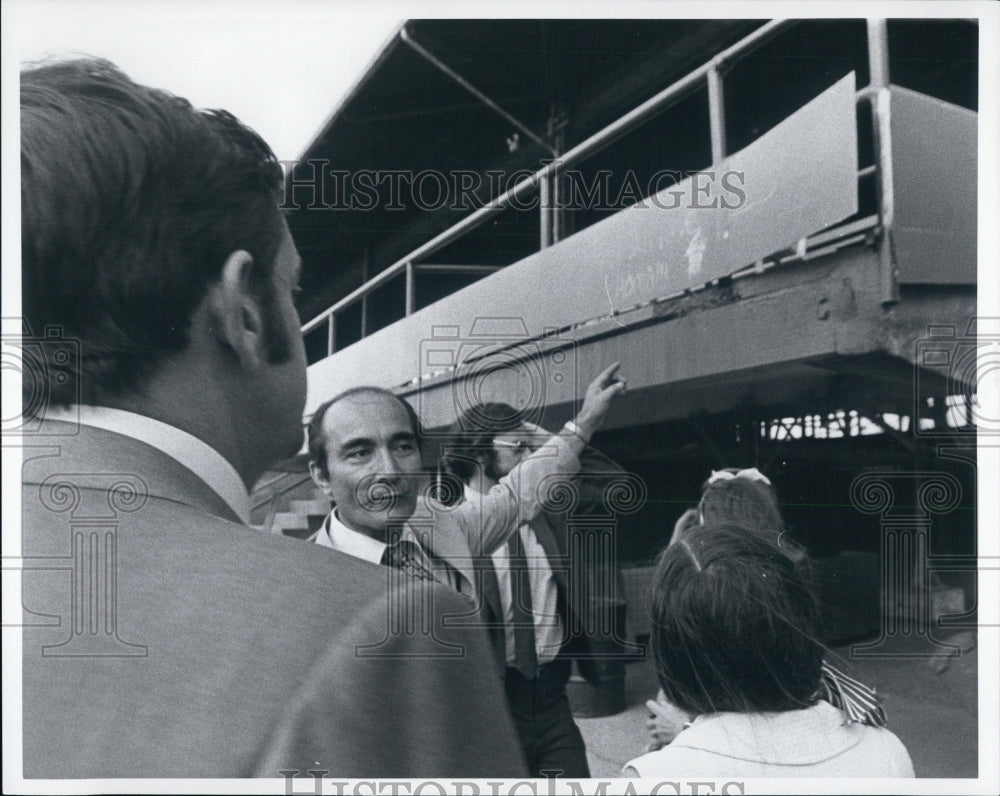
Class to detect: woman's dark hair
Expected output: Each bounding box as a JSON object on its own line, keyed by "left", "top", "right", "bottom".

{"left": 21, "top": 58, "right": 287, "bottom": 412}
{"left": 650, "top": 522, "right": 824, "bottom": 716}
{"left": 698, "top": 470, "right": 805, "bottom": 561}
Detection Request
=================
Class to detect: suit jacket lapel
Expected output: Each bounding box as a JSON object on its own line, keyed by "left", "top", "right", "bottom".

{"left": 477, "top": 554, "right": 503, "bottom": 624}
{"left": 531, "top": 514, "right": 568, "bottom": 595}
{"left": 405, "top": 502, "right": 477, "bottom": 597}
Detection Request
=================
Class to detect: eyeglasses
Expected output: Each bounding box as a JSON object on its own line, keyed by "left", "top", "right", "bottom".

{"left": 706, "top": 468, "right": 771, "bottom": 486}
{"left": 493, "top": 439, "right": 534, "bottom": 454}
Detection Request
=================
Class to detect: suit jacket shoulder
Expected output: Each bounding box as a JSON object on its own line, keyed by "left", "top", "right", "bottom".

{"left": 20, "top": 423, "right": 524, "bottom": 778}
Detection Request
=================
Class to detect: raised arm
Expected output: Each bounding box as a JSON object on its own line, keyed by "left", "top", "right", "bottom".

{"left": 460, "top": 363, "right": 626, "bottom": 555}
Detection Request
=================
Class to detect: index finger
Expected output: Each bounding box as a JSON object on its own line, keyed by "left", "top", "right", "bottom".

{"left": 592, "top": 362, "right": 621, "bottom": 387}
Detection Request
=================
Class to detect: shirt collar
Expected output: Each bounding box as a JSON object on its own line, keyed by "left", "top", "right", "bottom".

{"left": 674, "top": 702, "right": 861, "bottom": 764}
{"left": 317, "top": 510, "right": 388, "bottom": 564}
{"left": 463, "top": 483, "right": 485, "bottom": 502}
{"left": 44, "top": 405, "right": 250, "bottom": 524}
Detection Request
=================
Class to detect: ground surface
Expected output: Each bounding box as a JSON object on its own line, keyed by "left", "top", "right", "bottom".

{"left": 575, "top": 630, "right": 979, "bottom": 780}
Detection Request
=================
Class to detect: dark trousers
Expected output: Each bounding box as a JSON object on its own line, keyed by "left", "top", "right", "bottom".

{"left": 504, "top": 657, "right": 590, "bottom": 778}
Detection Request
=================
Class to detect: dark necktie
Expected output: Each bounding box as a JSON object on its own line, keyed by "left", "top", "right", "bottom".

{"left": 507, "top": 531, "right": 538, "bottom": 679}
{"left": 381, "top": 539, "right": 436, "bottom": 582}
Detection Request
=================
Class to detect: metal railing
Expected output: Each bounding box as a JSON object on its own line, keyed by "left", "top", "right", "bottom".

{"left": 302, "top": 18, "right": 897, "bottom": 357}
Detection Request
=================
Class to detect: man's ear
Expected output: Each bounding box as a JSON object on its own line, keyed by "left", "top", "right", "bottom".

{"left": 309, "top": 460, "right": 332, "bottom": 496}
{"left": 207, "top": 249, "right": 265, "bottom": 368}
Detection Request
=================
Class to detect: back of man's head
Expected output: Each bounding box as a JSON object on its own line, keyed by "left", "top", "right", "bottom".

{"left": 20, "top": 58, "right": 287, "bottom": 415}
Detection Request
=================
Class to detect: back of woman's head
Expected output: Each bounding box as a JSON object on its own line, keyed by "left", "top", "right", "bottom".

{"left": 699, "top": 469, "right": 784, "bottom": 531}
{"left": 651, "top": 522, "right": 824, "bottom": 716}
{"left": 697, "top": 469, "right": 805, "bottom": 562}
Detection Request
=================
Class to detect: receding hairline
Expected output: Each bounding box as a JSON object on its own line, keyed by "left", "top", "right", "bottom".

{"left": 313, "top": 386, "right": 419, "bottom": 437}
{"left": 328, "top": 386, "right": 411, "bottom": 411}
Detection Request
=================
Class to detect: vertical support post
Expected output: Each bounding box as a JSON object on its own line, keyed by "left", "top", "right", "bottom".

{"left": 540, "top": 104, "right": 566, "bottom": 250}
{"left": 405, "top": 261, "right": 415, "bottom": 316}
{"left": 738, "top": 403, "right": 761, "bottom": 467}
{"left": 707, "top": 62, "right": 727, "bottom": 165}
{"left": 551, "top": 173, "right": 562, "bottom": 245}
{"left": 327, "top": 313, "right": 336, "bottom": 356}
{"left": 867, "top": 18, "right": 891, "bottom": 89}
{"left": 867, "top": 18, "right": 900, "bottom": 305}
{"left": 551, "top": 127, "right": 566, "bottom": 244}
{"left": 360, "top": 248, "right": 370, "bottom": 338}
{"left": 539, "top": 175, "right": 553, "bottom": 249}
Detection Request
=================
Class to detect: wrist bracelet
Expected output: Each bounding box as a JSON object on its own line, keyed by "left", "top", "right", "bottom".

{"left": 564, "top": 420, "right": 589, "bottom": 441}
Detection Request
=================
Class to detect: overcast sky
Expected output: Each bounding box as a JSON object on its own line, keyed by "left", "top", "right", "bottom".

{"left": 6, "top": 0, "right": 403, "bottom": 161}
{"left": 8, "top": 0, "right": 997, "bottom": 161}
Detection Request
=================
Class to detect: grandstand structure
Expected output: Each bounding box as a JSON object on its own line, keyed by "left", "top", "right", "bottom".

{"left": 256, "top": 18, "right": 979, "bottom": 650}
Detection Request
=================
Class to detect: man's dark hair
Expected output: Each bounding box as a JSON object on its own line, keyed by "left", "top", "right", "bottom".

{"left": 307, "top": 387, "right": 422, "bottom": 480}
{"left": 20, "top": 58, "right": 288, "bottom": 414}
{"left": 650, "top": 522, "right": 824, "bottom": 716}
{"left": 439, "top": 402, "right": 521, "bottom": 483}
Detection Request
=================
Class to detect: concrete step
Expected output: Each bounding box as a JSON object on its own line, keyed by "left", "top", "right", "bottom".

{"left": 250, "top": 471, "right": 309, "bottom": 510}
{"left": 288, "top": 499, "right": 331, "bottom": 516}
{"left": 270, "top": 511, "right": 325, "bottom": 540}
{"left": 270, "top": 512, "right": 309, "bottom": 532}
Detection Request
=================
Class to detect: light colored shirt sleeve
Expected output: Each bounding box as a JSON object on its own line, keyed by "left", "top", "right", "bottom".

{"left": 455, "top": 433, "right": 580, "bottom": 557}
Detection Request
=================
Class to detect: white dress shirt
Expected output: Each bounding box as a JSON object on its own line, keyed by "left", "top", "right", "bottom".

{"left": 465, "top": 485, "right": 564, "bottom": 666}
{"left": 314, "top": 509, "right": 387, "bottom": 563}
{"left": 44, "top": 405, "right": 250, "bottom": 523}
{"left": 316, "top": 509, "right": 460, "bottom": 590}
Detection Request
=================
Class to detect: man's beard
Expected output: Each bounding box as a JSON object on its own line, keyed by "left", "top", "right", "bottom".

{"left": 484, "top": 452, "right": 508, "bottom": 483}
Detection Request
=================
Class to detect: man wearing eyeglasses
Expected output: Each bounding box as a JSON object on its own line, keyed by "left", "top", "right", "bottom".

{"left": 439, "top": 387, "right": 629, "bottom": 778}
{"left": 306, "top": 364, "right": 626, "bottom": 602}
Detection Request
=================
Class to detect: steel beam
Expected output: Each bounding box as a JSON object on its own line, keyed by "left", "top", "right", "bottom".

{"left": 399, "top": 25, "right": 557, "bottom": 157}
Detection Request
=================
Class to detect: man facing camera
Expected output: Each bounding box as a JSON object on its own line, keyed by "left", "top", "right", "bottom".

{"left": 306, "top": 365, "right": 625, "bottom": 603}
{"left": 19, "top": 58, "right": 523, "bottom": 779}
